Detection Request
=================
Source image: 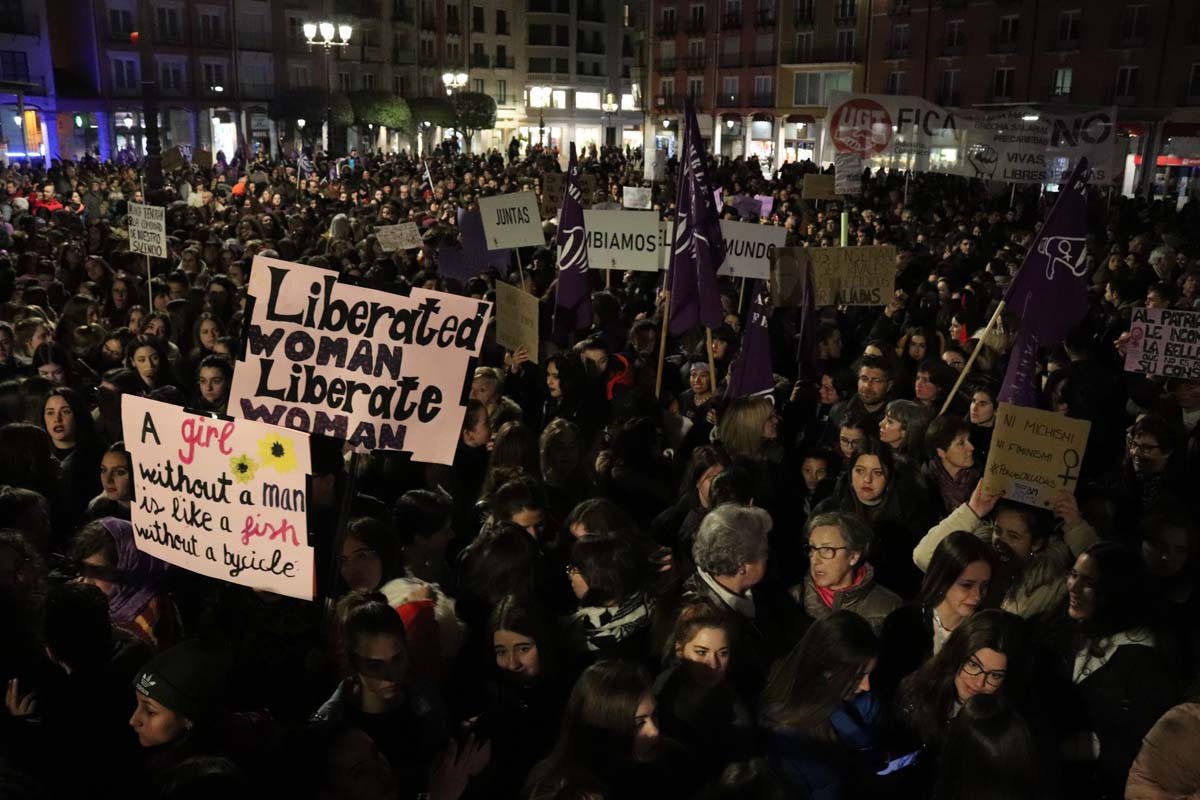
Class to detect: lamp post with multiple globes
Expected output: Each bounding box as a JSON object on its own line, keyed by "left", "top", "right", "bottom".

{"left": 302, "top": 21, "right": 352, "bottom": 154}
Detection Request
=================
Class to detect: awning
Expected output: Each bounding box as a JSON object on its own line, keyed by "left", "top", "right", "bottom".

{"left": 750, "top": 111, "right": 774, "bottom": 122}
{"left": 720, "top": 112, "right": 742, "bottom": 122}
{"left": 786, "top": 114, "right": 816, "bottom": 124}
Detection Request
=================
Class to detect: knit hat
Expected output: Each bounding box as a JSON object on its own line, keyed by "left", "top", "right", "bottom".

{"left": 134, "top": 639, "right": 227, "bottom": 722}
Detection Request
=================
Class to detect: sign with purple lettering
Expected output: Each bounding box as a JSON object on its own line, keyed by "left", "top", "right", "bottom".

{"left": 1124, "top": 306, "right": 1200, "bottom": 380}
{"left": 228, "top": 256, "right": 491, "bottom": 464}
{"left": 122, "top": 394, "right": 314, "bottom": 599}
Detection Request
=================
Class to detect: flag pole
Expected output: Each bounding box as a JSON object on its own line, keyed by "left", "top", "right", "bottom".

{"left": 938, "top": 300, "right": 1006, "bottom": 417}
{"left": 738, "top": 277, "right": 747, "bottom": 313}
{"left": 705, "top": 326, "right": 718, "bottom": 391}
{"left": 655, "top": 289, "right": 671, "bottom": 399}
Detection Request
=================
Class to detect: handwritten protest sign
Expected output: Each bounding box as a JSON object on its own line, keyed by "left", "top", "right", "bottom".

{"left": 161, "top": 145, "right": 185, "bottom": 172}
{"left": 122, "top": 395, "right": 315, "bottom": 600}
{"left": 718, "top": 220, "right": 788, "bottom": 280}
{"left": 129, "top": 202, "right": 167, "bottom": 259}
{"left": 981, "top": 403, "right": 1091, "bottom": 508}
{"left": 376, "top": 222, "right": 423, "bottom": 252}
{"left": 193, "top": 148, "right": 213, "bottom": 169}
{"left": 541, "top": 173, "right": 566, "bottom": 217}
{"left": 809, "top": 246, "right": 895, "bottom": 306}
{"left": 579, "top": 174, "right": 599, "bottom": 208}
{"left": 229, "top": 257, "right": 491, "bottom": 465}
{"left": 1124, "top": 306, "right": 1200, "bottom": 380}
{"left": 479, "top": 192, "right": 544, "bottom": 249}
{"left": 584, "top": 210, "right": 660, "bottom": 272}
{"left": 834, "top": 153, "right": 863, "bottom": 196}
{"left": 494, "top": 281, "right": 540, "bottom": 362}
{"left": 623, "top": 186, "right": 652, "bottom": 209}
{"left": 802, "top": 173, "right": 840, "bottom": 201}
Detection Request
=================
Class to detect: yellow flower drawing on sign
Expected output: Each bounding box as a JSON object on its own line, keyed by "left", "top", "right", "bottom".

{"left": 258, "top": 434, "right": 298, "bottom": 474}
{"left": 229, "top": 454, "right": 258, "bottom": 484}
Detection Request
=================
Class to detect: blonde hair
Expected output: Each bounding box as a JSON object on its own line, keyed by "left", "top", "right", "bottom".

{"left": 716, "top": 395, "right": 775, "bottom": 460}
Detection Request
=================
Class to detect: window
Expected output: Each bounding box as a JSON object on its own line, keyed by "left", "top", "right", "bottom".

{"left": 753, "top": 74, "right": 772, "bottom": 101}
{"left": 890, "top": 23, "right": 910, "bottom": 54}
{"left": 496, "top": 9, "right": 509, "bottom": 34}
{"left": 998, "top": 15, "right": 1019, "bottom": 42}
{"left": 1115, "top": 64, "right": 1139, "bottom": 98}
{"left": 159, "top": 60, "right": 183, "bottom": 90}
{"left": 722, "top": 75, "right": 739, "bottom": 102}
{"left": 687, "top": 76, "right": 703, "bottom": 98}
{"left": 289, "top": 63, "right": 310, "bottom": 87}
{"left": 726, "top": 0, "right": 741, "bottom": 16}
{"left": 793, "top": 69, "right": 850, "bottom": 105}
{"left": 202, "top": 62, "right": 225, "bottom": 88}
{"left": 420, "top": 38, "right": 434, "bottom": 59}
{"left": 754, "top": 32, "right": 772, "bottom": 61}
{"left": 112, "top": 56, "right": 138, "bottom": 90}
{"left": 156, "top": 6, "right": 180, "bottom": 37}
{"left": 576, "top": 90, "right": 601, "bottom": 109}
{"left": 795, "top": 0, "right": 814, "bottom": 22}
{"left": 109, "top": 8, "right": 133, "bottom": 34}
{"left": 472, "top": 5, "right": 484, "bottom": 32}
{"left": 557, "top": 25, "right": 569, "bottom": 46}
{"left": 662, "top": 40, "right": 676, "bottom": 61}
{"left": 0, "top": 50, "right": 29, "bottom": 81}
{"left": 662, "top": 7, "right": 675, "bottom": 28}
{"left": 362, "top": 73, "right": 376, "bottom": 89}
{"left": 446, "top": 41, "right": 461, "bottom": 62}
{"left": 945, "top": 19, "right": 964, "bottom": 48}
{"left": 338, "top": 72, "right": 351, "bottom": 91}
{"left": 1057, "top": 10, "right": 1080, "bottom": 42}
{"left": 992, "top": 67, "right": 1014, "bottom": 99}
{"left": 1119, "top": 4, "right": 1148, "bottom": 39}
{"left": 794, "top": 31, "right": 813, "bottom": 61}
{"left": 940, "top": 68, "right": 960, "bottom": 102}
{"left": 886, "top": 70, "right": 905, "bottom": 95}
{"left": 1053, "top": 67, "right": 1073, "bottom": 96}
{"left": 497, "top": 44, "right": 509, "bottom": 65}
{"left": 498, "top": 79, "right": 508, "bottom": 103}
{"left": 472, "top": 78, "right": 483, "bottom": 93}
{"left": 836, "top": 29, "right": 855, "bottom": 60}
{"left": 286, "top": 16, "right": 305, "bottom": 46}
{"left": 687, "top": 39, "right": 704, "bottom": 62}
{"left": 659, "top": 77, "right": 675, "bottom": 100}
{"left": 836, "top": 0, "right": 856, "bottom": 20}
{"left": 689, "top": 4, "right": 704, "bottom": 30}
{"left": 622, "top": 92, "right": 637, "bottom": 109}
{"left": 720, "top": 37, "right": 739, "bottom": 63}
{"left": 200, "top": 12, "right": 224, "bottom": 42}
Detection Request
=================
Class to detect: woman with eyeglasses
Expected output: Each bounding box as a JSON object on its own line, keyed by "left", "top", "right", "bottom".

{"left": 789, "top": 511, "right": 901, "bottom": 635}
{"left": 1108, "top": 414, "right": 1189, "bottom": 534}
{"left": 893, "top": 609, "right": 1026, "bottom": 790}
{"left": 759, "top": 611, "right": 885, "bottom": 800}
{"left": 1035, "top": 542, "right": 1177, "bottom": 800}
{"left": 565, "top": 533, "right": 655, "bottom": 665}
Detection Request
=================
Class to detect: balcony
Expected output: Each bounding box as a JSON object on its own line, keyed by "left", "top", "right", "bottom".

{"left": 656, "top": 21, "right": 676, "bottom": 37}
{"left": 658, "top": 58, "right": 677, "bottom": 71}
{"left": 657, "top": 95, "right": 683, "bottom": 109}
{"left": 722, "top": 12, "right": 742, "bottom": 29}
{"left": 754, "top": 11, "right": 775, "bottom": 27}
{"left": 198, "top": 31, "right": 230, "bottom": 48}
{"left": 989, "top": 33, "right": 1019, "bottom": 54}
{"left": 105, "top": 25, "right": 134, "bottom": 42}
{"left": 239, "top": 82, "right": 274, "bottom": 99}
{"left": 687, "top": 19, "right": 707, "bottom": 34}
{"left": 750, "top": 92, "right": 774, "bottom": 106}
{"left": 111, "top": 82, "right": 139, "bottom": 98}
{"left": 751, "top": 50, "right": 776, "bottom": 67}
{"left": 200, "top": 84, "right": 229, "bottom": 98}
{"left": 1048, "top": 88, "right": 1073, "bottom": 104}
{"left": 158, "top": 81, "right": 186, "bottom": 98}
{"left": 470, "top": 53, "right": 490, "bottom": 68}
{"left": 686, "top": 56, "right": 706, "bottom": 71}
{"left": 719, "top": 52, "right": 741, "bottom": 68}
{"left": 495, "top": 56, "right": 515, "bottom": 68}
{"left": 238, "top": 30, "right": 272, "bottom": 50}
{"left": 835, "top": 9, "right": 857, "bottom": 24}
{"left": 579, "top": 39, "right": 606, "bottom": 54}
{"left": 1113, "top": 32, "right": 1147, "bottom": 48}
{"left": 941, "top": 38, "right": 965, "bottom": 56}
{"left": 794, "top": 7, "right": 815, "bottom": 26}
{"left": 0, "top": 14, "right": 39, "bottom": 36}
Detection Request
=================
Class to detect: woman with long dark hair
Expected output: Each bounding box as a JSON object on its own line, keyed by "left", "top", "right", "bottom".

{"left": 651, "top": 445, "right": 731, "bottom": 574}
{"left": 42, "top": 386, "right": 105, "bottom": 523}
{"left": 565, "top": 533, "right": 655, "bottom": 664}
{"left": 758, "top": 611, "right": 883, "bottom": 800}
{"left": 931, "top": 694, "right": 1045, "bottom": 800}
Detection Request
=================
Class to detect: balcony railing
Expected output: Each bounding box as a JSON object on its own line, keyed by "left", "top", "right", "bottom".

{"left": 105, "top": 25, "right": 134, "bottom": 42}
{"left": 393, "top": 49, "right": 416, "bottom": 64}
{"left": 686, "top": 56, "right": 706, "bottom": 71}
{"left": 0, "top": 14, "right": 39, "bottom": 36}
{"left": 717, "top": 92, "right": 740, "bottom": 106}
{"left": 784, "top": 44, "right": 864, "bottom": 63}
{"left": 158, "top": 81, "right": 186, "bottom": 97}
{"left": 111, "top": 82, "right": 139, "bottom": 97}
{"left": 1048, "top": 88, "right": 1073, "bottom": 104}
{"left": 1, "top": 74, "right": 46, "bottom": 94}
{"left": 754, "top": 11, "right": 775, "bottom": 27}
{"left": 687, "top": 18, "right": 707, "bottom": 34}
{"left": 989, "top": 33, "right": 1019, "bottom": 54}
{"left": 722, "top": 12, "right": 742, "bottom": 29}
{"left": 198, "top": 30, "right": 230, "bottom": 48}
{"left": 470, "top": 53, "right": 490, "bottom": 67}
{"left": 446, "top": 18, "right": 462, "bottom": 35}
{"left": 751, "top": 92, "right": 774, "bottom": 106}
{"left": 495, "top": 56, "right": 515, "bottom": 68}
{"left": 579, "top": 40, "right": 605, "bottom": 54}
{"left": 1107, "top": 87, "right": 1139, "bottom": 105}
{"left": 658, "top": 58, "right": 677, "bottom": 71}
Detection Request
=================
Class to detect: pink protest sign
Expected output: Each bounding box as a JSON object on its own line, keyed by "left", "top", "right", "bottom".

{"left": 121, "top": 394, "right": 315, "bottom": 600}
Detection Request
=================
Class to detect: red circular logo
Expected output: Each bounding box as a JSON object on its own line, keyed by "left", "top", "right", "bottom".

{"left": 829, "top": 98, "right": 893, "bottom": 156}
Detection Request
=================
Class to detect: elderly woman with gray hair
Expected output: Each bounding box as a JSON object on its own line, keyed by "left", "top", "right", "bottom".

{"left": 789, "top": 511, "right": 902, "bottom": 635}
{"left": 677, "top": 503, "right": 806, "bottom": 698}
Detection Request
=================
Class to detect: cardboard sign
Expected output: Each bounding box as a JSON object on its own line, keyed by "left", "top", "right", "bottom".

{"left": 834, "top": 153, "right": 863, "bottom": 196}
{"left": 229, "top": 256, "right": 491, "bottom": 465}
{"left": 808, "top": 246, "right": 895, "bottom": 306}
{"left": 579, "top": 174, "right": 599, "bottom": 208}
{"left": 583, "top": 209, "right": 660, "bottom": 272}
{"left": 802, "top": 173, "right": 840, "bottom": 201}
{"left": 194, "top": 149, "right": 213, "bottom": 169}
{"left": 494, "top": 281, "right": 540, "bottom": 362}
{"left": 376, "top": 222, "right": 423, "bottom": 252}
{"left": 1124, "top": 306, "right": 1200, "bottom": 379}
{"left": 541, "top": 173, "right": 566, "bottom": 217}
{"left": 623, "top": 186, "right": 652, "bottom": 209}
{"left": 718, "top": 220, "right": 788, "bottom": 280}
{"left": 129, "top": 202, "right": 167, "bottom": 259}
{"left": 479, "top": 192, "right": 544, "bottom": 249}
{"left": 981, "top": 403, "right": 1091, "bottom": 508}
{"left": 121, "top": 395, "right": 315, "bottom": 600}
{"left": 161, "top": 145, "right": 185, "bottom": 172}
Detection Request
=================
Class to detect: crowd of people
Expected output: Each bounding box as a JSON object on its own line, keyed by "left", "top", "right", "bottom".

{"left": 0, "top": 139, "right": 1198, "bottom": 800}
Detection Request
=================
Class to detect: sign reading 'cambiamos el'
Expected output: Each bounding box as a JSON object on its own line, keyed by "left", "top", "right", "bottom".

{"left": 229, "top": 257, "right": 491, "bottom": 465}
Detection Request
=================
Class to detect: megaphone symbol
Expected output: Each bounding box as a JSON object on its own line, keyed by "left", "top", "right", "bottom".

{"left": 1038, "top": 235, "right": 1087, "bottom": 280}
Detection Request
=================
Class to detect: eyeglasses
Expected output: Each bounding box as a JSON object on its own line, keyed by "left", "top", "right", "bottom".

{"left": 839, "top": 436, "right": 863, "bottom": 448}
{"left": 1126, "top": 436, "right": 1162, "bottom": 455}
{"left": 805, "top": 544, "right": 850, "bottom": 560}
{"left": 961, "top": 658, "right": 1006, "bottom": 688}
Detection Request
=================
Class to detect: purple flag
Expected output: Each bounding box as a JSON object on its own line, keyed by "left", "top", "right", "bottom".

{"left": 735, "top": 196, "right": 763, "bottom": 219}
{"left": 756, "top": 195, "right": 775, "bottom": 218}
{"left": 555, "top": 143, "right": 592, "bottom": 332}
{"left": 458, "top": 208, "right": 511, "bottom": 270}
{"left": 998, "top": 158, "right": 1092, "bottom": 407}
{"left": 668, "top": 99, "right": 726, "bottom": 337}
{"left": 725, "top": 280, "right": 774, "bottom": 399}
{"left": 435, "top": 243, "right": 476, "bottom": 284}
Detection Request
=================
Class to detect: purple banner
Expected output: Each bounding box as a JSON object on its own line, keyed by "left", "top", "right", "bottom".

{"left": 726, "top": 280, "right": 774, "bottom": 399}
{"left": 555, "top": 143, "right": 592, "bottom": 332}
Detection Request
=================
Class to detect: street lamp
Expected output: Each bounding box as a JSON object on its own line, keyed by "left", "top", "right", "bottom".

{"left": 304, "top": 19, "right": 352, "bottom": 154}
{"left": 602, "top": 92, "right": 618, "bottom": 147}
{"left": 442, "top": 72, "right": 468, "bottom": 95}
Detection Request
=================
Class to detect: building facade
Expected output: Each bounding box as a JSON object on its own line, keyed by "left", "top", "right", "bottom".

{"left": 0, "top": 1, "right": 59, "bottom": 160}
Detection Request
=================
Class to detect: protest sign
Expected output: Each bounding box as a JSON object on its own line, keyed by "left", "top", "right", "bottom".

{"left": 802, "top": 174, "right": 839, "bottom": 201}
{"left": 981, "top": 403, "right": 1091, "bottom": 509}
{"left": 834, "top": 152, "right": 863, "bottom": 195}
{"left": 229, "top": 257, "right": 491, "bottom": 465}
{"left": 458, "top": 208, "right": 511, "bottom": 271}
{"left": 193, "top": 148, "right": 213, "bottom": 169}
{"left": 161, "top": 145, "right": 185, "bottom": 172}
{"left": 376, "top": 222, "right": 423, "bottom": 252}
{"left": 579, "top": 174, "right": 599, "bottom": 208}
{"left": 756, "top": 195, "right": 775, "bottom": 218}
{"left": 122, "top": 395, "right": 315, "bottom": 600}
{"left": 735, "top": 196, "right": 763, "bottom": 219}
{"left": 718, "top": 220, "right": 788, "bottom": 280}
{"left": 129, "top": 202, "right": 167, "bottom": 259}
{"left": 583, "top": 209, "right": 659, "bottom": 272}
{"left": 623, "top": 186, "right": 652, "bottom": 209}
{"left": 1124, "top": 306, "right": 1200, "bottom": 380}
{"left": 479, "top": 192, "right": 544, "bottom": 249}
{"left": 808, "top": 246, "right": 895, "bottom": 306}
{"left": 541, "top": 173, "right": 566, "bottom": 217}
{"left": 494, "top": 281, "right": 540, "bottom": 362}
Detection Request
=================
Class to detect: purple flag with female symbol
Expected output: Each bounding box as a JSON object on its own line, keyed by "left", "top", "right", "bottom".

{"left": 726, "top": 280, "right": 774, "bottom": 399}
{"left": 998, "top": 158, "right": 1092, "bottom": 407}
{"left": 555, "top": 143, "right": 592, "bottom": 331}
{"left": 668, "top": 99, "right": 727, "bottom": 337}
